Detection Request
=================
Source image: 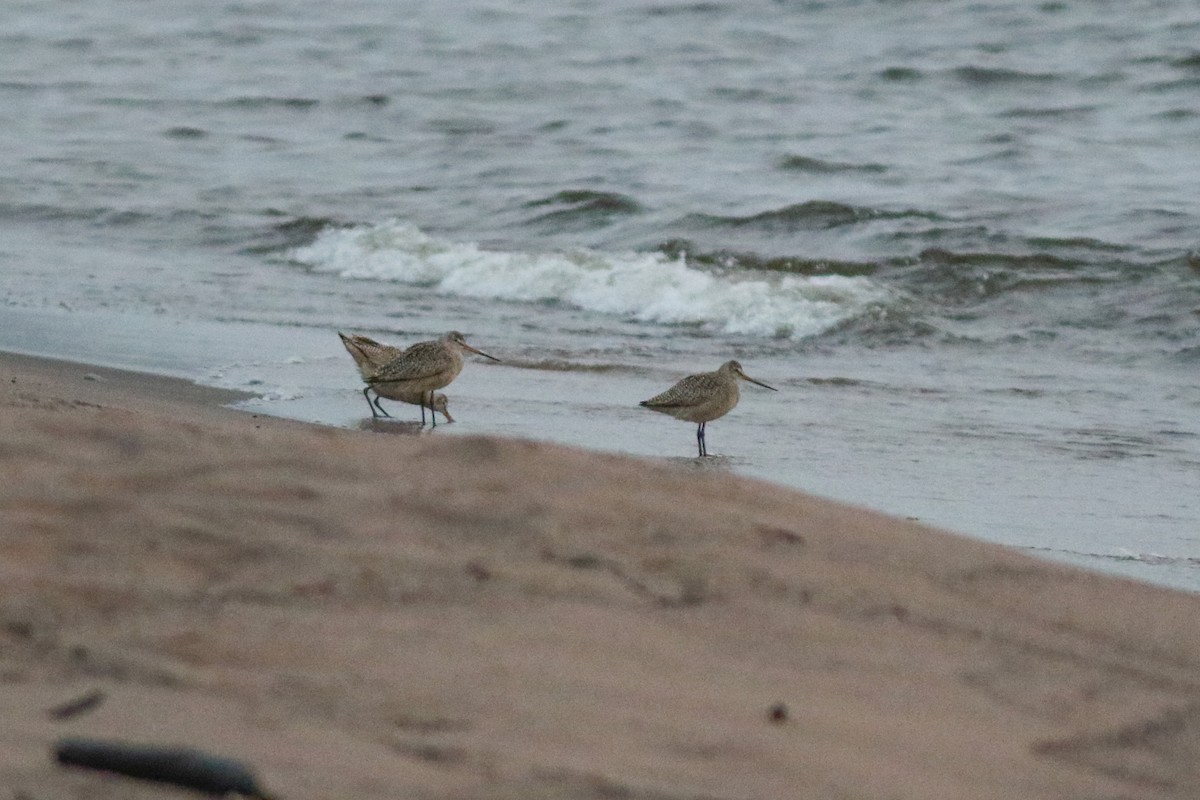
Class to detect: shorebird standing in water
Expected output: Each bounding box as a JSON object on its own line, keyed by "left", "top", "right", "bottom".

{"left": 367, "top": 331, "right": 500, "bottom": 427}
{"left": 639, "top": 360, "right": 777, "bottom": 457}
{"left": 338, "top": 332, "right": 454, "bottom": 423}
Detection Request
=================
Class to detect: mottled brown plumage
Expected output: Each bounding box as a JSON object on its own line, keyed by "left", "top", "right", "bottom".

{"left": 640, "top": 360, "right": 776, "bottom": 457}
{"left": 338, "top": 332, "right": 453, "bottom": 423}
{"left": 366, "top": 331, "right": 499, "bottom": 427}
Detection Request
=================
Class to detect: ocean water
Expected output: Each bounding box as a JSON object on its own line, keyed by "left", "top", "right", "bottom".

{"left": 3, "top": 0, "right": 1200, "bottom": 590}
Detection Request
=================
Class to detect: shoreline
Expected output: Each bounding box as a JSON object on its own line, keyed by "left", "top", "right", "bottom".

{"left": 4, "top": 305, "right": 1197, "bottom": 595}
{"left": 4, "top": 348, "right": 1200, "bottom": 797}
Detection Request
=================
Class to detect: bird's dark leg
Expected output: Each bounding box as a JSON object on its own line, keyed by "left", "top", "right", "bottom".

{"left": 372, "top": 395, "right": 390, "bottom": 418}
{"left": 697, "top": 422, "right": 707, "bottom": 457}
{"left": 428, "top": 390, "right": 437, "bottom": 428}
{"left": 418, "top": 394, "right": 427, "bottom": 425}
{"left": 364, "top": 386, "right": 381, "bottom": 418}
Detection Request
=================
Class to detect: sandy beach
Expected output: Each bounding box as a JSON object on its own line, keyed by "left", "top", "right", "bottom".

{"left": 2, "top": 350, "right": 1200, "bottom": 799}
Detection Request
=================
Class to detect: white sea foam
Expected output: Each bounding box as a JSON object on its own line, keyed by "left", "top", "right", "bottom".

{"left": 290, "top": 220, "right": 890, "bottom": 339}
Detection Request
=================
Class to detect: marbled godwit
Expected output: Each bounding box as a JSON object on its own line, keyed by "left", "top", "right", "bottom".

{"left": 639, "top": 360, "right": 777, "bottom": 457}
{"left": 338, "top": 332, "right": 454, "bottom": 423}
{"left": 367, "top": 331, "right": 499, "bottom": 427}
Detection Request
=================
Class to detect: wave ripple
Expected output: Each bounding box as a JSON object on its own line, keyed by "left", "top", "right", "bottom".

{"left": 289, "top": 220, "right": 891, "bottom": 339}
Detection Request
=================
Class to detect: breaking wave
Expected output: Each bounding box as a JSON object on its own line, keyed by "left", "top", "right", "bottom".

{"left": 289, "top": 219, "right": 892, "bottom": 339}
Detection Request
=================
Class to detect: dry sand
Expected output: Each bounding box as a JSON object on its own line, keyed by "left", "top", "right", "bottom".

{"left": 2, "top": 350, "right": 1200, "bottom": 799}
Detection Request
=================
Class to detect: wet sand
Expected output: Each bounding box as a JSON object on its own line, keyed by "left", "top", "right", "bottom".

{"left": 3, "top": 350, "right": 1200, "bottom": 799}
{"left": 3, "top": 306, "right": 1196, "bottom": 593}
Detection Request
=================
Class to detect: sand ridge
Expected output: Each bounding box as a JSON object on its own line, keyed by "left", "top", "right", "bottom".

{"left": 2, "top": 351, "right": 1200, "bottom": 798}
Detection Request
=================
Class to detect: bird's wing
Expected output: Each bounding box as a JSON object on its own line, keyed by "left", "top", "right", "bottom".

{"left": 340, "top": 333, "right": 405, "bottom": 379}
{"left": 370, "top": 341, "right": 454, "bottom": 383}
{"left": 641, "top": 372, "right": 720, "bottom": 407}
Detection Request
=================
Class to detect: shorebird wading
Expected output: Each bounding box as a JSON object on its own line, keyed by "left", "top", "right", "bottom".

{"left": 366, "top": 331, "right": 499, "bottom": 427}
{"left": 338, "top": 332, "right": 454, "bottom": 423}
{"left": 639, "top": 360, "right": 777, "bottom": 457}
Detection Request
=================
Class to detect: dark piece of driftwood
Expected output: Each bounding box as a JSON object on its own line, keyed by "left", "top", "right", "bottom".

{"left": 54, "top": 737, "right": 274, "bottom": 798}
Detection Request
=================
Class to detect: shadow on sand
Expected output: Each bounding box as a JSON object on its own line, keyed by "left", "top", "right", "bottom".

{"left": 662, "top": 454, "right": 737, "bottom": 472}
{"left": 355, "top": 418, "right": 431, "bottom": 436}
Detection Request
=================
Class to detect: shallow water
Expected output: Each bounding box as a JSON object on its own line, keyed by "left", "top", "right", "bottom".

{"left": 3, "top": 1, "right": 1200, "bottom": 590}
